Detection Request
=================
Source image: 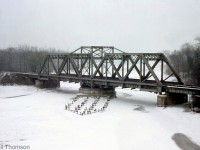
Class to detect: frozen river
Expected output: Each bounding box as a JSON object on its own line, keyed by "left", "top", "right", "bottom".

{"left": 0, "top": 82, "right": 200, "bottom": 150}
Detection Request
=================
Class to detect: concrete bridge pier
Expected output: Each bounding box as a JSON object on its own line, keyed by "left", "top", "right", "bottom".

{"left": 79, "top": 85, "right": 116, "bottom": 97}
{"left": 191, "top": 95, "right": 200, "bottom": 108}
{"left": 157, "top": 93, "right": 188, "bottom": 107}
{"left": 35, "top": 80, "right": 60, "bottom": 88}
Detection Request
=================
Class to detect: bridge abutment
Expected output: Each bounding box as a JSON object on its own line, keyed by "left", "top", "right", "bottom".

{"left": 157, "top": 93, "right": 187, "bottom": 107}
{"left": 35, "top": 80, "right": 60, "bottom": 88}
{"left": 79, "top": 86, "right": 116, "bottom": 97}
{"left": 0, "top": 73, "right": 36, "bottom": 85}
{"left": 22, "top": 78, "right": 35, "bottom": 85}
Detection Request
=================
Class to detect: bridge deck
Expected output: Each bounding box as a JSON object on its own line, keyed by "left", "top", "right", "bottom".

{"left": 167, "top": 86, "right": 200, "bottom": 95}
{"left": 16, "top": 72, "right": 196, "bottom": 94}
{"left": 14, "top": 72, "right": 200, "bottom": 95}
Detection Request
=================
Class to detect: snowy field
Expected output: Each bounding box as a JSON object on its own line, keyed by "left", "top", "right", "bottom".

{"left": 0, "top": 82, "right": 200, "bottom": 150}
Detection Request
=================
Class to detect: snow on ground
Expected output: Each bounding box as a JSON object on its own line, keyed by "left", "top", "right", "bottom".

{"left": 0, "top": 82, "right": 200, "bottom": 150}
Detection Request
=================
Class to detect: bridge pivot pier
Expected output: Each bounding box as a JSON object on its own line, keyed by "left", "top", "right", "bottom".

{"left": 157, "top": 93, "right": 187, "bottom": 107}
{"left": 35, "top": 80, "right": 60, "bottom": 88}
{"left": 79, "top": 85, "right": 116, "bottom": 97}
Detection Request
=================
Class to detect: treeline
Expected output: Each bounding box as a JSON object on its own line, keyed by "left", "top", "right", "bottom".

{"left": 1, "top": 40, "right": 200, "bottom": 86}
{"left": 165, "top": 37, "right": 200, "bottom": 86}
{"left": 0, "top": 45, "right": 62, "bottom": 73}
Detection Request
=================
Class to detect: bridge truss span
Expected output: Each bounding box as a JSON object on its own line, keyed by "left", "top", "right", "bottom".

{"left": 37, "top": 46, "right": 183, "bottom": 93}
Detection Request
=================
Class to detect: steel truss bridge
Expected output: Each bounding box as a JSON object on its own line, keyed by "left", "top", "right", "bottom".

{"left": 15, "top": 46, "right": 200, "bottom": 95}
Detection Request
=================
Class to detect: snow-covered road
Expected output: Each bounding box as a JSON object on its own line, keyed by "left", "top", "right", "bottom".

{"left": 0, "top": 82, "right": 200, "bottom": 150}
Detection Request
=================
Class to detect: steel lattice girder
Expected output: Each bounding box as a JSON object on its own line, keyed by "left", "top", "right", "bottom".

{"left": 38, "top": 46, "right": 183, "bottom": 91}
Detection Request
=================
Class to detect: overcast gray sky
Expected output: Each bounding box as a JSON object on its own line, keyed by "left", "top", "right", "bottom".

{"left": 0, "top": 0, "right": 200, "bottom": 52}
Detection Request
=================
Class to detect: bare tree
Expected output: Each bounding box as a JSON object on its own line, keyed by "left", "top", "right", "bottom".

{"left": 166, "top": 36, "right": 200, "bottom": 86}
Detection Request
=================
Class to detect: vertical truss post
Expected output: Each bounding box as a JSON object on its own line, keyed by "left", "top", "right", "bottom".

{"left": 122, "top": 55, "right": 124, "bottom": 78}
{"left": 47, "top": 56, "right": 49, "bottom": 75}
{"left": 77, "top": 58, "right": 79, "bottom": 71}
{"left": 106, "top": 58, "right": 108, "bottom": 79}
{"left": 161, "top": 59, "right": 163, "bottom": 81}
{"left": 112, "top": 47, "right": 114, "bottom": 75}
{"left": 101, "top": 48, "right": 104, "bottom": 74}
{"left": 80, "top": 48, "right": 83, "bottom": 77}
{"left": 91, "top": 47, "right": 93, "bottom": 77}
{"left": 68, "top": 57, "right": 70, "bottom": 75}
{"left": 92, "top": 47, "right": 97, "bottom": 86}
{"left": 140, "top": 57, "right": 143, "bottom": 81}
{"left": 57, "top": 56, "right": 59, "bottom": 75}
{"left": 143, "top": 57, "right": 145, "bottom": 77}
{"left": 127, "top": 57, "right": 129, "bottom": 73}
{"left": 88, "top": 58, "right": 90, "bottom": 76}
